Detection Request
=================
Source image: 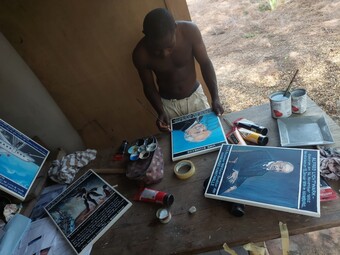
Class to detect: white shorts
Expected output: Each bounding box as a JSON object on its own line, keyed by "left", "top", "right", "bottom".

{"left": 161, "top": 84, "right": 210, "bottom": 119}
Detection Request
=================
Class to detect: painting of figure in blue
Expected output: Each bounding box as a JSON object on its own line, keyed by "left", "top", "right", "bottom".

{"left": 205, "top": 144, "right": 320, "bottom": 216}
{"left": 206, "top": 144, "right": 320, "bottom": 217}
{"left": 171, "top": 109, "right": 227, "bottom": 160}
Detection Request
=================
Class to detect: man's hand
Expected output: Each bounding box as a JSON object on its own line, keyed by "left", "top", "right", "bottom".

{"left": 156, "top": 113, "right": 171, "bottom": 132}
{"left": 211, "top": 99, "right": 224, "bottom": 116}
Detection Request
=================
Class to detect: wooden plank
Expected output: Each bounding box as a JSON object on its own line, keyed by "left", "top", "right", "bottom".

{"left": 0, "top": 0, "right": 178, "bottom": 148}
{"left": 82, "top": 101, "right": 340, "bottom": 254}
{"left": 165, "top": 0, "right": 191, "bottom": 20}
{"left": 89, "top": 150, "right": 340, "bottom": 255}
{"left": 92, "top": 168, "right": 126, "bottom": 174}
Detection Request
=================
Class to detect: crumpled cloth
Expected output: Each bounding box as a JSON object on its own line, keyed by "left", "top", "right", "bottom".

{"left": 48, "top": 149, "right": 97, "bottom": 184}
{"left": 318, "top": 146, "right": 340, "bottom": 180}
{"left": 3, "top": 203, "right": 22, "bottom": 222}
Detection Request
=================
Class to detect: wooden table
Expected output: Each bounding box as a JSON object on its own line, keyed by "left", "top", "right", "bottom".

{"left": 89, "top": 97, "right": 340, "bottom": 255}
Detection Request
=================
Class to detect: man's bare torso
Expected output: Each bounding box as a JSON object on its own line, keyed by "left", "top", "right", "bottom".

{"left": 136, "top": 22, "right": 199, "bottom": 99}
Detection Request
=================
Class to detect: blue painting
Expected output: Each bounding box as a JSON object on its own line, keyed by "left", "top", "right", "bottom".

{"left": 205, "top": 144, "right": 320, "bottom": 217}
{"left": 0, "top": 119, "right": 49, "bottom": 200}
{"left": 171, "top": 109, "right": 227, "bottom": 161}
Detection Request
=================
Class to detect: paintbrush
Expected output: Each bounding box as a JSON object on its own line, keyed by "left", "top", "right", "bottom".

{"left": 283, "top": 69, "right": 299, "bottom": 97}
{"left": 136, "top": 98, "right": 171, "bottom": 130}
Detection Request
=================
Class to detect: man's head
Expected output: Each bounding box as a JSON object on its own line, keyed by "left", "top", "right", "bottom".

{"left": 143, "top": 8, "right": 177, "bottom": 57}
{"left": 184, "top": 123, "right": 211, "bottom": 142}
{"left": 267, "top": 161, "right": 294, "bottom": 173}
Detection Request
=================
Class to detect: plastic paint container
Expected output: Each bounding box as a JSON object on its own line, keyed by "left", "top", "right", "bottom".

{"left": 134, "top": 187, "right": 174, "bottom": 206}
{"left": 156, "top": 208, "right": 172, "bottom": 223}
{"left": 233, "top": 118, "right": 268, "bottom": 135}
{"left": 226, "top": 127, "right": 247, "bottom": 145}
{"left": 269, "top": 91, "right": 292, "bottom": 118}
{"left": 238, "top": 128, "right": 268, "bottom": 146}
{"left": 291, "top": 88, "right": 307, "bottom": 114}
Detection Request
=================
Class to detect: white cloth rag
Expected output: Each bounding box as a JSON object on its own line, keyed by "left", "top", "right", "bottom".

{"left": 318, "top": 146, "right": 340, "bottom": 180}
{"left": 48, "top": 149, "right": 97, "bottom": 184}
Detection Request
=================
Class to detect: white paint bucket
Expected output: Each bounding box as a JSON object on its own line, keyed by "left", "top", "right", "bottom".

{"left": 269, "top": 91, "right": 292, "bottom": 118}
{"left": 291, "top": 88, "right": 307, "bottom": 114}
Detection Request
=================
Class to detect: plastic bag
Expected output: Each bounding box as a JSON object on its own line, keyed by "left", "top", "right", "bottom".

{"left": 126, "top": 137, "right": 164, "bottom": 185}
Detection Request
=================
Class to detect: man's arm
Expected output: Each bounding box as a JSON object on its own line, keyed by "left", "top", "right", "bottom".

{"left": 189, "top": 23, "right": 224, "bottom": 116}
{"left": 132, "top": 46, "right": 170, "bottom": 131}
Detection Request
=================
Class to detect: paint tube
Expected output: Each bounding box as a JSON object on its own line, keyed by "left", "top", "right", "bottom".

{"left": 134, "top": 187, "right": 174, "bottom": 206}
{"left": 226, "top": 127, "right": 247, "bottom": 145}
{"left": 233, "top": 118, "right": 268, "bottom": 135}
{"left": 238, "top": 127, "right": 268, "bottom": 146}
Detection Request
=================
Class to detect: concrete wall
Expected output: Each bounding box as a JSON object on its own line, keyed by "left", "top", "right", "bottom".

{"left": 0, "top": 33, "right": 85, "bottom": 153}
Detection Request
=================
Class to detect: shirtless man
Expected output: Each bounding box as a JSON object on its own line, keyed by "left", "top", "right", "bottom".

{"left": 132, "top": 8, "right": 224, "bottom": 131}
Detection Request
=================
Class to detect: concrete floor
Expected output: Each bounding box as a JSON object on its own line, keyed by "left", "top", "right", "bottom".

{"left": 199, "top": 225, "right": 340, "bottom": 255}
{"left": 265, "top": 226, "right": 340, "bottom": 255}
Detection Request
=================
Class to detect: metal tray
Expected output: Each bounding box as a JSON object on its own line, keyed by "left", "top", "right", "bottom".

{"left": 277, "top": 115, "right": 334, "bottom": 147}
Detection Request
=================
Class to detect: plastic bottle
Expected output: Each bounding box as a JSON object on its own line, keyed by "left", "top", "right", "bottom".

{"left": 134, "top": 187, "right": 174, "bottom": 206}
{"left": 238, "top": 127, "right": 268, "bottom": 146}
{"left": 226, "top": 127, "right": 247, "bottom": 145}
{"left": 234, "top": 118, "right": 268, "bottom": 135}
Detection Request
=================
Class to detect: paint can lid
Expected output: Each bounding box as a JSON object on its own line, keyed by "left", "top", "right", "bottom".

{"left": 258, "top": 127, "right": 268, "bottom": 136}
{"left": 163, "top": 194, "right": 174, "bottom": 206}
{"left": 230, "top": 203, "right": 245, "bottom": 217}
{"left": 156, "top": 208, "right": 172, "bottom": 223}
{"left": 258, "top": 135, "right": 269, "bottom": 146}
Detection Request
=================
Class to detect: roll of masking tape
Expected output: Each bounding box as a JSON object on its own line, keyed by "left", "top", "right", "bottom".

{"left": 174, "top": 160, "right": 195, "bottom": 180}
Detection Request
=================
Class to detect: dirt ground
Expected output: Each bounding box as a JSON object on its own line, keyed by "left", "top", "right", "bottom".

{"left": 187, "top": 0, "right": 340, "bottom": 125}
{"left": 188, "top": 2, "right": 340, "bottom": 254}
